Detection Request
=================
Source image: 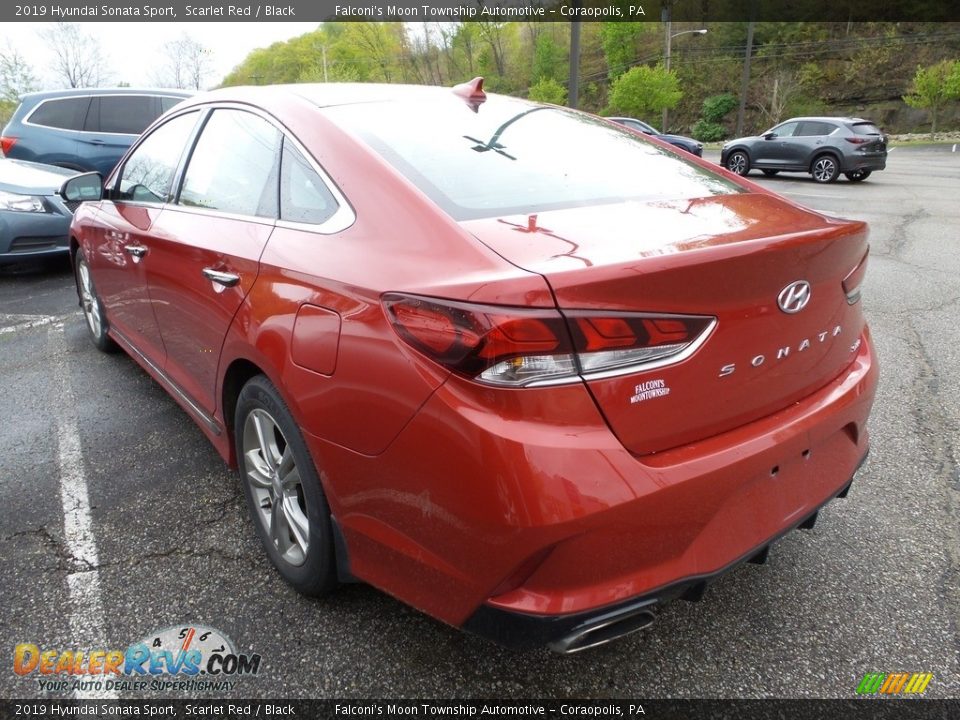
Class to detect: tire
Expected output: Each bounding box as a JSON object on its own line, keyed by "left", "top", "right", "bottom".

{"left": 762, "top": 169, "right": 780, "bottom": 177}
{"left": 235, "top": 375, "right": 336, "bottom": 596}
{"left": 726, "top": 150, "right": 750, "bottom": 176}
{"left": 74, "top": 249, "right": 118, "bottom": 353}
{"left": 811, "top": 155, "right": 840, "bottom": 183}
{"left": 845, "top": 169, "right": 872, "bottom": 182}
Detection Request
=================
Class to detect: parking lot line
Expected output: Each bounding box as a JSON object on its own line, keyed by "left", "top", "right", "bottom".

{"left": 49, "top": 323, "right": 117, "bottom": 700}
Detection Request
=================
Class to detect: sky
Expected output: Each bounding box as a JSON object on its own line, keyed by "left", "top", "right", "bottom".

{"left": 0, "top": 22, "right": 322, "bottom": 90}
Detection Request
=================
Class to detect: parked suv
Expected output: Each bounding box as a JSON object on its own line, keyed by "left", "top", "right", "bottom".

{"left": 1, "top": 88, "right": 191, "bottom": 176}
{"left": 720, "top": 117, "right": 887, "bottom": 183}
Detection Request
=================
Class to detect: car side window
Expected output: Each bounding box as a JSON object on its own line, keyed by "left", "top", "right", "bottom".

{"left": 160, "top": 96, "right": 185, "bottom": 114}
{"left": 280, "top": 141, "right": 339, "bottom": 225}
{"left": 797, "top": 121, "right": 834, "bottom": 137}
{"left": 771, "top": 122, "right": 800, "bottom": 138}
{"left": 28, "top": 97, "right": 91, "bottom": 131}
{"left": 87, "top": 96, "right": 161, "bottom": 135}
{"left": 178, "top": 109, "right": 281, "bottom": 219}
{"left": 117, "top": 111, "right": 200, "bottom": 204}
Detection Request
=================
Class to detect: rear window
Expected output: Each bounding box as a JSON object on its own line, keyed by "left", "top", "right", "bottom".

{"left": 27, "top": 97, "right": 91, "bottom": 131}
{"left": 322, "top": 97, "right": 740, "bottom": 221}
{"left": 851, "top": 122, "right": 882, "bottom": 136}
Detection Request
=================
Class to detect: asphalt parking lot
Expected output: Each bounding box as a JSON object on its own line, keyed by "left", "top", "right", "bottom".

{"left": 1, "top": 144, "right": 958, "bottom": 700}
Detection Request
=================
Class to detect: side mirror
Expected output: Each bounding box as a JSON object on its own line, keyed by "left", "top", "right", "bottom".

{"left": 59, "top": 172, "right": 103, "bottom": 203}
{"left": 763, "top": 132, "right": 777, "bottom": 140}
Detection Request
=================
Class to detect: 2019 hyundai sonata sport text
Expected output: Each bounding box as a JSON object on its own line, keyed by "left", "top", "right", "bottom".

{"left": 64, "top": 80, "right": 877, "bottom": 653}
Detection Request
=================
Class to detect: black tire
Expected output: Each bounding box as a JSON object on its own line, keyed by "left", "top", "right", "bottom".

{"left": 726, "top": 150, "right": 750, "bottom": 176}
{"left": 235, "top": 375, "right": 336, "bottom": 596}
{"left": 762, "top": 169, "right": 780, "bottom": 177}
{"left": 845, "top": 169, "right": 872, "bottom": 182}
{"left": 74, "top": 249, "right": 118, "bottom": 353}
{"left": 811, "top": 155, "right": 840, "bottom": 183}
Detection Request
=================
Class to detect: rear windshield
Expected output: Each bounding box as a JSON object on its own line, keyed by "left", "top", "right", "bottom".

{"left": 321, "top": 96, "right": 740, "bottom": 221}
{"left": 851, "top": 122, "right": 882, "bottom": 135}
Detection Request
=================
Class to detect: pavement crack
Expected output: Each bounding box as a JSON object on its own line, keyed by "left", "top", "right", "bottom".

{"left": 3, "top": 525, "right": 96, "bottom": 573}
{"left": 903, "top": 317, "right": 960, "bottom": 652}
{"left": 873, "top": 207, "right": 927, "bottom": 261}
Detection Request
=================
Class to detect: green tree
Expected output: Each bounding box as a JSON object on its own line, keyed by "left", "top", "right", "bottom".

{"left": 903, "top": 60, "right": 960, "bottom": 138}
{"left": 599, "top": 22, "right": 648, "bottom": 80}
{"left": 0, "top": 44, "right": 36, "bottom": 125}
{"left": 692, "top": 93, "right": 738, "bottom": 142}
{"left": 528, "top": 77, "right": 567, "bottom": 105}
{"left": 532, "top": 33, "right": 565, "bottom": 83}
{"left": 607, "top": 65, "right": 682, "bottom": 119}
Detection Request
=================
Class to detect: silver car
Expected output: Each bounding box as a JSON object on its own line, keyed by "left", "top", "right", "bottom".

{"left": 0, "top": 159, "right": 79, "bottom": 265}
{"left": 720, "top": 117, "right": 887, "bottom": 183}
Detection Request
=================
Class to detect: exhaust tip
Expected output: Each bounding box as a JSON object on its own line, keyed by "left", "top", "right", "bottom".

{"left": 548, "top": 608, "right": 655, "bottom": 655}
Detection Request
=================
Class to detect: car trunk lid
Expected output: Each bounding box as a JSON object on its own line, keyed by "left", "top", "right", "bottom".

{"left": 461, "top": 192, "right": 869, "bottom": 455}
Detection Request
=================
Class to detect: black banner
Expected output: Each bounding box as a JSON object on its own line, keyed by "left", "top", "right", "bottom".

{"left": 3, "top": 0, "right": 960, "bottom": 23}
{"left": 2, "top": 700, "right": 960, "bottom": 720}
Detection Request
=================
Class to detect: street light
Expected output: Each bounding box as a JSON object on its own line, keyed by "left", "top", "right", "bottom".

{"left": 662, "top": 27, "right": 708, "bottom": 133}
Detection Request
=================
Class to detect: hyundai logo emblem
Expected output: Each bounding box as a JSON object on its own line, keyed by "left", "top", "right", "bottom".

{"left": 778, "top": 281, "right": 811, "bottom": 314}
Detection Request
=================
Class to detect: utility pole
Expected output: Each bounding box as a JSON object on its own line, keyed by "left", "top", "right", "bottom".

{"left": 661, "top": 5, "right": 672, "bottom": 132}
{"left": 736, "top": 19, "right": 756, "bottom": 137}
{"left": 567, "top": 2, "right": 581, "bottom": 108}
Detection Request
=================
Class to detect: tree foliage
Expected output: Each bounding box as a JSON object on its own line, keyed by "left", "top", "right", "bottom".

{"left": 903, "top": 60, "right": 960, "bottom": 136}
{"left": 599, "top": 22, "right": 648, "bottom": 80}
{"left": 607, "top": 65, "right": 681, "bottom": 118}
{"left": 220, "top": 22, "right": 960, "bottom": 135}
{"left": 0, "top": 43, "right": 37, "bottom": 103}
{"left": 528, "top": 77, "right": 567, "bottom": 105}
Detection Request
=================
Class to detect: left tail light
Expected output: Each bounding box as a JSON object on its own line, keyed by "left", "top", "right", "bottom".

{"left": 842, "top": 249, "right": 869, "bottom": 304}
{"left": 383, "top": 294, "right": 714, "bottom": 387}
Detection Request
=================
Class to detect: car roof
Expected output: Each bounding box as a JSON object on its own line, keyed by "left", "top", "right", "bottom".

{"left": 780, "top": 116, "right": 875, "bottom": 124}
{"left": 17, "top": 87, "right": 193, "bottom": 103}
{"left": 194, "top": 83, "right": 476, "bottom": 109}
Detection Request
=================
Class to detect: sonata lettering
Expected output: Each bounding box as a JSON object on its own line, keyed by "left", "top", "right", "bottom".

{"left": 719, "top": 326, "right": 843, "bottom": 377}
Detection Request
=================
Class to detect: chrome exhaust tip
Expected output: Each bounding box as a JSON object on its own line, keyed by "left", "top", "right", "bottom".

{"left": 547, "top": 608, "right": 656, "bottom": 654}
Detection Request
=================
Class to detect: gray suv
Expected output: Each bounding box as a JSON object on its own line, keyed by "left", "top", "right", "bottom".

{"left": 720, "top": 117, "right": 887, "bottom": 183}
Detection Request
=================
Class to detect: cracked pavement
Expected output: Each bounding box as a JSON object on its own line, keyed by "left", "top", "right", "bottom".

{"left": 0, "top": 145, "right": 958, "bottom": 700}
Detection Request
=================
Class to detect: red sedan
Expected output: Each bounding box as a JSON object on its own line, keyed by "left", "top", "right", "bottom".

{"left": 63, "top": 80, "right": 877, "bottom": 653}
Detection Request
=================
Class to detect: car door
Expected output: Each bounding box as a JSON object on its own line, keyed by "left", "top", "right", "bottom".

{"left": 792, "top": 120, "right": 837, "bottom": 168}
{"left": 20, "top": 96, "right": 89, "bottom": 167}
{"left": 752, "top": 120, "right": 800, "bottom": 169}
{"left": 88, "top": 110, "right": 202, "bottom": 364}
{"left": 143, "top": 107, "right": 281, "bottom": 416}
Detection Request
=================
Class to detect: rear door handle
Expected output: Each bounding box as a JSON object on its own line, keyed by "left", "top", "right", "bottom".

{"left": 202, "top": 268, "right": 240, "bottom": 287}
{"left": 124, "top": 244, "right": 148, "bottom": 258}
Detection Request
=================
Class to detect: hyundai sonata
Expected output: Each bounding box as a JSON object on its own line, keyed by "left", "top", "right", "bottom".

{"left": 63, "top": 80, "right": 877, "bottom": 653}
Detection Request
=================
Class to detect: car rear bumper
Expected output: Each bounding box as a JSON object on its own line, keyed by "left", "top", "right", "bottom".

{"left": 314, "top": 328, "right": 877, "bottom": 647}
{"left": 463, "top": 451, "right": 865, "bottom": 652}
{"left": 843, "top": 155, "right": 886, "bottom": 173}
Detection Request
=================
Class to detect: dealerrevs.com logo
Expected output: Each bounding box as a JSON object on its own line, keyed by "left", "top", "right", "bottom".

{"left": 856, "top": 672, "right": 933, "bottom": 696}
{"left": 14, "top": 625, "right": 261, "bottom": 694}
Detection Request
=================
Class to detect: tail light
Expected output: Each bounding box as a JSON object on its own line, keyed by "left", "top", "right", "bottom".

{"left": 383, "top": 294, "right": 715, "bottom": 387}
{"left": 0, "top": 136, "right": 16, "bottom": 156}
{"left": 844, "top": 137, "right": 869, "bottom": 145}
{"left": 842, "top": 249, "right": 869, "bottom": 304}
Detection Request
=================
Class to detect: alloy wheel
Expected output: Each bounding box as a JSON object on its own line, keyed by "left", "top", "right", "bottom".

{"left": 812, "top": 157, "right": 838, "bottom": 183}
{"left": 77, "top": 259, "right": 102, "bottom": 339}
{"left": 242, "top": 408, "right": 310, "bottom": 567}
